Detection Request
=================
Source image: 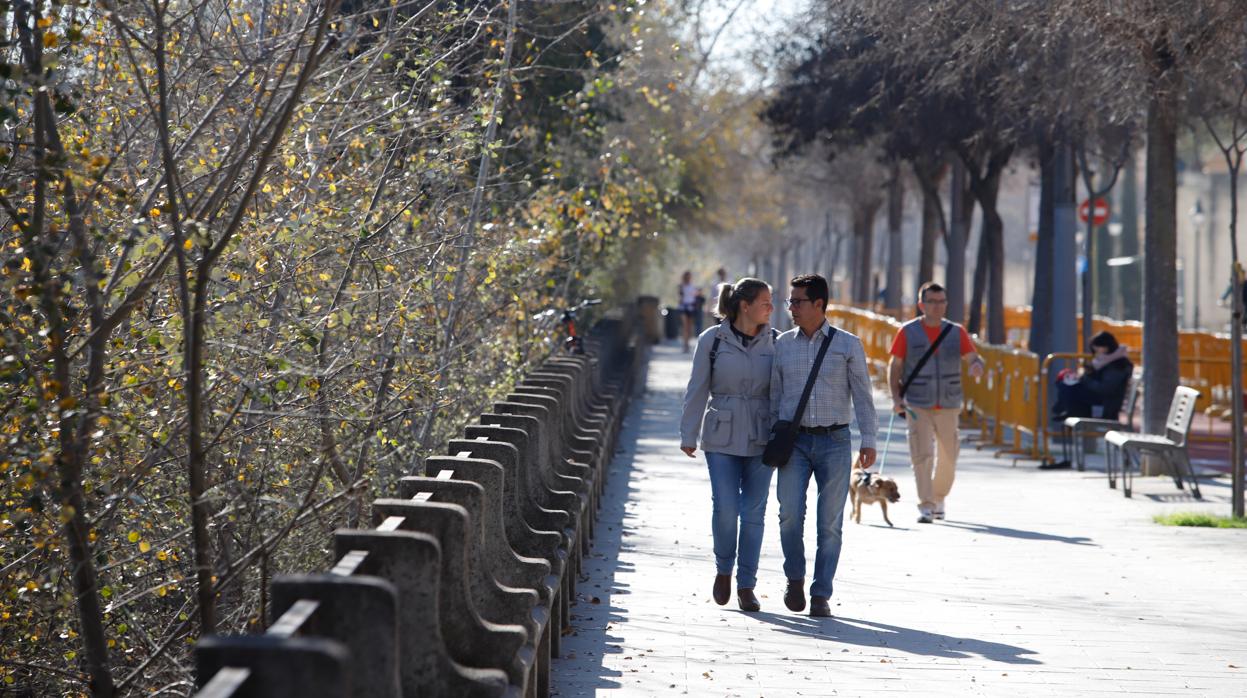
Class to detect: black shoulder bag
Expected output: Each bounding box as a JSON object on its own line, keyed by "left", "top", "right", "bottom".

{"left": 898, "top": 323, "right": 954, "bottom": 409}
{"left": 762, "top": 328, "right": 836, "bottom": 468}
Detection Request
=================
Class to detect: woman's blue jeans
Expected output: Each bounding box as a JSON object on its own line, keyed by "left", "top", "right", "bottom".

{"left": 705, "top": 451, "right": 774, "bottom": 589}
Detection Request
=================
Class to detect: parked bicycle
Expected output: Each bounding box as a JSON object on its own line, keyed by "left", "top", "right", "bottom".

{"left": 533, "top": 298, "right": 601, "bottom": 354}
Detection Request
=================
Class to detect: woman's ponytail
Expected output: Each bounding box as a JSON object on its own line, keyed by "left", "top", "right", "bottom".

{"left": 715, "top": 283, "right": 735, "bottom": 321}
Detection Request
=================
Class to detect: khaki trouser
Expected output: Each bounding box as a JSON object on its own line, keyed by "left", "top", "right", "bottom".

{"left": 907, "top": 405, "right": 960, "bottom": 512}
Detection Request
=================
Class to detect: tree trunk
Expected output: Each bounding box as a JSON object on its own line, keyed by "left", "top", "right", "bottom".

{"left": 947, "top": 159, "right": 971, "bottom": 323}
{"left": 828, "top": 229, "right": 844, "bottom": 302}
{"left": 912, "top": 155, "right": 947, "bottom": 307}
{"left": 1143, "top": 86, "right": 1181, "bottom": 437}
{"left": 964, "top": 146, "right": 1011, "bottom": 345}
{"left": 1094, "top": 213, "right": 1114, "bottom": 316}
{"left": 1120, "top": 154, "right": 1142, "bottom": 320}
{"left": 968, "top": 229, "right": 989, "bottom": 334}
{"left": 1030, "top": 140, "right": 1056, "bottom": 359}
{"left": 852, "top": 200, "right": 880, "bottom": 304}
{"left": 985, "top": 194, "right": 1007, "bottom": 345}
{"left": 19, "top": 6, "right": 115, "bottom": 691}
{"left": 1228, "top": 162, "right": 1244, "bottom": 517}
{"left": 1051, "top": 142, "right": 1080, "bottom": 365}
{"left": 886, "top": 162, "right": 905, "bottom": 311}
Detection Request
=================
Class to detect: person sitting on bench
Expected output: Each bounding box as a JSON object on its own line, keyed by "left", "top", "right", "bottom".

{"left": 1051, "top": 331, "right": 1133, "bottom": 422}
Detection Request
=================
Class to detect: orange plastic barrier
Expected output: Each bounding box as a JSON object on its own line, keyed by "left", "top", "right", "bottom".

{"left": 827, "top": 304, "right": 1247, "bottom": 465}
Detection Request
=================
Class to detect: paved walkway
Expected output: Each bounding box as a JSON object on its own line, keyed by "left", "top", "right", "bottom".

{"left": 551, "top": 343, "right": 1247, "bottom": 697}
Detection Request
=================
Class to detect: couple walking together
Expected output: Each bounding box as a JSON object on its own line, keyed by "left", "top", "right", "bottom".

{"left": 680, "top": 276, "right": 984, "bottom": 616}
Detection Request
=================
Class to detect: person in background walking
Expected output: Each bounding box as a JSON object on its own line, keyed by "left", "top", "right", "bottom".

{"left": 678, "top": 270, "right": 700, "bottom": 352}
{"left": 680, "top": 278, "right": 777, "bottom": 612}
{"left": 713, "top": 268, "right": 730, "bottom": 325}
{"left": 771, "top": 274, "right": 877, "bottom": 618}
{"left": 887, "top": 282, "right": 985, "bottom": 524}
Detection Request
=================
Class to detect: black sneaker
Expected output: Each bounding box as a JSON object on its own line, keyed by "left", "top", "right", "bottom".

{"left": 784, "top": 579, "right": 806, "bottom": 613}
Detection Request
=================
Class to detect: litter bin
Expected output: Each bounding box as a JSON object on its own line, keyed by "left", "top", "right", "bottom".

{"left": 663, "top": 306, "right": 681, "bottom": 340}
{"left": 637, "top": 295, "right": 660, "bottom": 344}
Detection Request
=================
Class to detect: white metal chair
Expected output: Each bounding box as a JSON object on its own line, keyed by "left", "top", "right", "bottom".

{"left": 1105, "top": 386, "right": 1202, "bottom": 499}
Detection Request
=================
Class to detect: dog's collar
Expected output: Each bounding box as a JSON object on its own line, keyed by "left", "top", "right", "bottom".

{"left": 857, "top": 470, "right": 874, "bottom": 487}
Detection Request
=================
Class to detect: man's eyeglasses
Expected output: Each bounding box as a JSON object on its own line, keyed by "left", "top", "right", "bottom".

{"left": 786, "top": 298, "right": 814, "bottom": 308}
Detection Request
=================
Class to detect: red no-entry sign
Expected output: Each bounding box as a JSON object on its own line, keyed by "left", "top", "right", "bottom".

{"left": 1079, "top": 197, "right": 1110, "bottom": 226}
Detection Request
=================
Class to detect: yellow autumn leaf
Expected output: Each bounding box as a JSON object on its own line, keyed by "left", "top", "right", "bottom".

{"left": 127, "top": 531, "right": 139, "bottom": 543}
{"left": 138, "top": 541, "right": 151, "bottom": 553}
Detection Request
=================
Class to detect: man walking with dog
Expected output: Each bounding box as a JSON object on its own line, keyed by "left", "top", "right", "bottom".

{"left": 888, "top": 282, "right": 986, "bottom": 524}
{"left": 771, "top": 274, "right": 877, "bottom": 617}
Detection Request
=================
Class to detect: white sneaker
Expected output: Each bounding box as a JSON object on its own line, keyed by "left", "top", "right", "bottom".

{"left": 917, "top": 507, "right": 934, "bottom": 524}
{"left": 933, "top": 506, "right": 945, "bottom": 521}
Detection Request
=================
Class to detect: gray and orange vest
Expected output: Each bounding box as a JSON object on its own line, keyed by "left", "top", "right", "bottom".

{"left": 901, "top": 318, "right": 963, "bottom": 409}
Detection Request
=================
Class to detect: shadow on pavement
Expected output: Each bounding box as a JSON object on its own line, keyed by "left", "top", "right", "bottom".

{"left": 551, "top": 372, "right": 666, "bottom": 693}
{"left": 938, "top": 520, "right": 1097, "bottom": 546}
{"left": 750, "top": 612, "right": 1043, "bottom": 665}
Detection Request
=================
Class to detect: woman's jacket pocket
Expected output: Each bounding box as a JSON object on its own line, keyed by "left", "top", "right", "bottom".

{"left": 752, "top": 410, "right": 771, "bottom": 446}
{"left": 701, "top": 407, "right": 733, "bottom": 448}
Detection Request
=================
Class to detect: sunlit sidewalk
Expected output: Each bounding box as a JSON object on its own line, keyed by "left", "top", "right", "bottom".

{"left": 551, "top": 342, "right": 1247, "bottom": 697}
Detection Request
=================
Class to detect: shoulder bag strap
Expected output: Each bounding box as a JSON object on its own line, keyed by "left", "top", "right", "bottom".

{"left": 899, "top": 322, "right": 955, "bottom": 398}
{"left": 791, "top": 328, "right": 837, "bottom": 427}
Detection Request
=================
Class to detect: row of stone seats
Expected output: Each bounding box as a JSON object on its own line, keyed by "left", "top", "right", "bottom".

{"left": 193, "top": 314, "right": 645, "bottom": 698}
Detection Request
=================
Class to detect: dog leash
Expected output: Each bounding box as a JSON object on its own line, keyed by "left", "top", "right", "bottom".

{"left": 876, "top": 410, "right": 896, "bottom": 478}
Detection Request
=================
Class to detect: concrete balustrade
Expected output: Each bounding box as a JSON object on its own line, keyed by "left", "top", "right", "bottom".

{"left": 193, "top": 311, "right": 646, "bottom": 697}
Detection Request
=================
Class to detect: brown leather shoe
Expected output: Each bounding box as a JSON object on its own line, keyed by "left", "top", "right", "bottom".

{"left": 784, "top": 579, "right": 806, "bottom": 612}
{"left": 713, "top": 574, "right": 730, "bottom": 605}
{"left": 737, "top": 588, "right": 760, "bottom": 612}
{"left": 810, "top": 596, "right": 832, "bottom": 618}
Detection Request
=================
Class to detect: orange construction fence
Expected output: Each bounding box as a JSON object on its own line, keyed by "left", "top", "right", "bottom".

{"left": 827, "top": 304, "right": 1247, "bottom": 464}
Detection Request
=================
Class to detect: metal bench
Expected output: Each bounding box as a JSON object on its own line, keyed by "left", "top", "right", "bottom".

{"left": 1105, "top": 386, "right": 1202, "bottom": 499}
{"left": 1060, "top": 371, "right": 1141, "bottom": 472}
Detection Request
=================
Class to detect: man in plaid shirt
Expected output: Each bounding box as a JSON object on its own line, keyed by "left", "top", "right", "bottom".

{"left": 770, "top": 274, "right": 877, "bottom": 617}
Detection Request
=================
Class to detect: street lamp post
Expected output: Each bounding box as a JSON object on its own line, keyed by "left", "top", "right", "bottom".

{"left": 1191, "top": 199, "right": 1207, "bottom": 330}
{"left": 1108, "top": 221, "right": 1124, "bottom": 319}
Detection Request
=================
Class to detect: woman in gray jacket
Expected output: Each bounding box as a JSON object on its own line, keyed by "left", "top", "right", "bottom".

{"left": 680, "top": 278, "right": 776, "bottom": 612}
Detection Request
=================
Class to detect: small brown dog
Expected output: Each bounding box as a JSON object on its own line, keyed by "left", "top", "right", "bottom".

{"left": 849, "top": 466, "right": 901, "bottom": 527}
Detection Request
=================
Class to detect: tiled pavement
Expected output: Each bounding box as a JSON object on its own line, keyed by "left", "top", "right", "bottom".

{"left": 551, "top": 343, "right": 1247, "bottom": 697}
